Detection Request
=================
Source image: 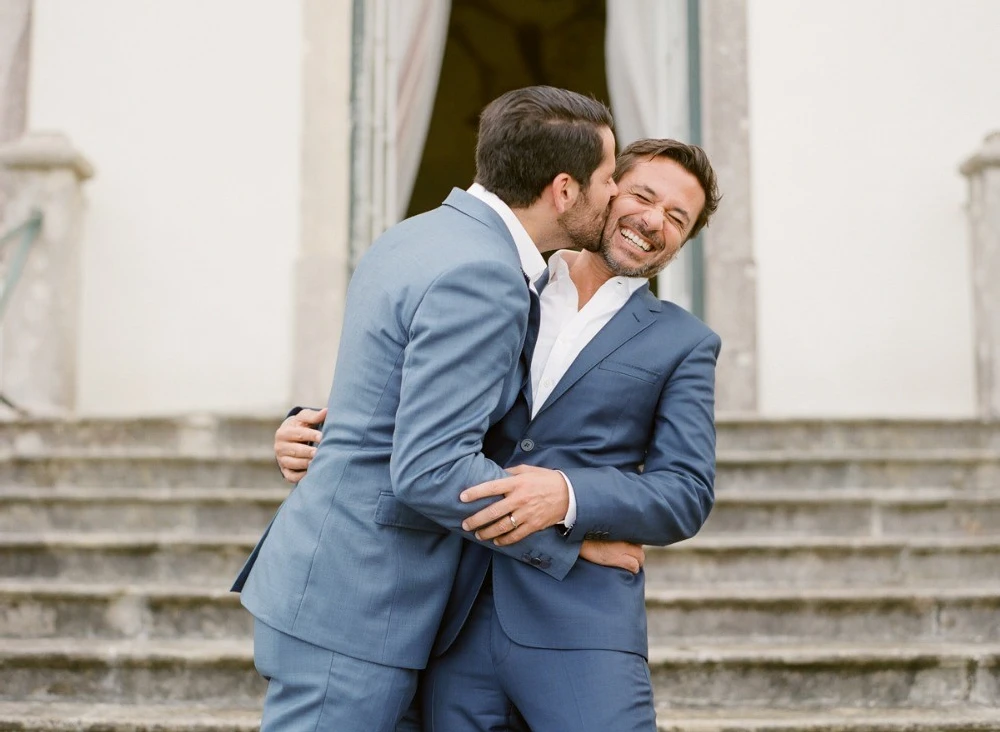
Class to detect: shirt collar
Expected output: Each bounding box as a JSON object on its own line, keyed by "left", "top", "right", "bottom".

{"left": 546, "top": 250, "right": 648, "bottom": 296}
{"left": 467, "top": 183, "right": 546, "bottom": 282}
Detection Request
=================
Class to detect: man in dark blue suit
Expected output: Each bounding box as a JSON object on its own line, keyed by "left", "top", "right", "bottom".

{"left": 277, "top": 138, "right": 721, "bottom": 731}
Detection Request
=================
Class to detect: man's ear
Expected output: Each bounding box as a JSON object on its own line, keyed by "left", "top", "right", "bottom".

{"left": 548, "top": 173, "right": 580, "bottom": 215}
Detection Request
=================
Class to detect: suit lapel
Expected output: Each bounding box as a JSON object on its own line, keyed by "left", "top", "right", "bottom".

{"left": 533, "top": 285, "right": 662, "bottom": 419}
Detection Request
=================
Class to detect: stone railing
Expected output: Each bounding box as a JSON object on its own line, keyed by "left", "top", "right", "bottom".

{"left": 0, "top": 132, "right": 93, "bottom": 415}
{"left": 961, "top": 131, "right": 1000, "bottom": 419}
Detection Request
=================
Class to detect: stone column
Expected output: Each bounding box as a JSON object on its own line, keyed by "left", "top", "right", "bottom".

{"left": 0, "top": 1, "right": 33, "bottom": 220}
{"left": 0, "top": 132, "right": 93, "bottom": 415}
{"left": 961, "top": 131, "right": 1000, "bottom": 419}
{"left": 699, "top": 0, "right": 758, "bottom": 413}
{"left": 290, "top": 0, "right": 354, "bottom": 406}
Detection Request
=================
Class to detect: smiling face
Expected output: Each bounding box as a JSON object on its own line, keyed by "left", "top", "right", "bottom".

{"left": 599, "top": 156, "right": 707, "bottom": 279}
{"left": 557, "top": 126, "right": 619, "bottom": 252}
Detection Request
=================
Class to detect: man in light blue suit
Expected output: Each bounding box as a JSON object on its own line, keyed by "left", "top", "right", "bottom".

{"left": 276, "top": 138, "right": 722, "bottom": 730}
{"left": 232, "top": 87, "right": 628, "bottom": 731}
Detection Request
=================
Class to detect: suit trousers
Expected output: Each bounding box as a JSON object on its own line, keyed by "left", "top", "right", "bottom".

{"left": 254, "top": 619, "right": 421, "bottom": 732}
{"left": 421, "top": 586, "right": 657, "bottom": 732}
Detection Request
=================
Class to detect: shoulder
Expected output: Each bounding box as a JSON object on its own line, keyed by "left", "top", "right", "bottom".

{"left": 651, "top": 296, "right": 721, "bottom": 353}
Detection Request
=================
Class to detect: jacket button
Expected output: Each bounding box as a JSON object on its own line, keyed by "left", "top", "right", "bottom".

{"left": 530, "top": 557, "right": 543, "bottom": 567}
{"left": 521, "top": 553, "right": 533, "bottom": 563}
{"left": 519, "top": 438, "right": 535, "bottom": 452}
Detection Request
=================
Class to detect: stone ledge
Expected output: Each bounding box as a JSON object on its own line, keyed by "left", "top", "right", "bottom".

{"left": 657, "top": 706, "right": 1000, "bottom": 732}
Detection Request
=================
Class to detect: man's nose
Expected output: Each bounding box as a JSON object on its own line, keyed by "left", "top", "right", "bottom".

{"left": 609, "top": 179, "right": 619, "bottom": 198}
{"left": 640, "top": 206, "right": 664, "bottom": 230}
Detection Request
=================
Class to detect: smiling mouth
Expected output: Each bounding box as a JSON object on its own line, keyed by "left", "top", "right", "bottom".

{"left": 621, "top": 227, "right": 652, "bottom": 253}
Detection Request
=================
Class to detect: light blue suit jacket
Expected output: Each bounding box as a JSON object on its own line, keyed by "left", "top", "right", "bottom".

{"left": 435, "top": 277, "right": 721, "bottom": 659}
{"left": 233, "top": 190, "right": 580, "bottom": 670}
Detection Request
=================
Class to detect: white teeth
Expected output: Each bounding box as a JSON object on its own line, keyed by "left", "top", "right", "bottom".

{"left": 621, "top": 228, "right": 651, "bottom": 252}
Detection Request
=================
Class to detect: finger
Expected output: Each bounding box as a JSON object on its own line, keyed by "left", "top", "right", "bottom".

{"left": 505, "top": 464, "right": 543, "bottom": 476}
{"left": 463, "top": 497, "right": 515, "bottom": 532}
{"left": 460, "top": 477, "right": 517, "bottom": 503}
{"left": 282, "top": 469, "right": 307, "bottom": 483}
{"left": 278, "top": 456, "right": 313, "bottom": 471}
{"left": 293, "top": 427, "right": 323, "bottom": 444}
{"left": 493, "top": 521, "right": 538, "bottom": 546}
{"left": 280, "top": 443, "right": 317, "bottom": 460}
{"left": 474, "top": 515, "right": 517, "bottom": 541}
{"left": 622, "top": 555, "right": 640, "bottom": 574}
{"left": 295, "top": 408, "right": 328, "bottom": 426}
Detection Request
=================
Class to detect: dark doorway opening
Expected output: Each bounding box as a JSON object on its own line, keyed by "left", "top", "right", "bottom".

{"left": 406, "top": 0, "right": 610, "bottom": 218}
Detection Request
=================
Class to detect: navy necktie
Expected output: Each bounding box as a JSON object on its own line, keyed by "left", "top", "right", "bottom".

{"left": 522, "top": 274, "right": 541, "bottom": 364}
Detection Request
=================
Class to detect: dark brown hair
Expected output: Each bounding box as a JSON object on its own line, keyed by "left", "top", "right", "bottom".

{"left": 475, "top": 86, "right": 614, "bottom": 208}
{"left": 614, "top": 139, "right": 721, "bottom": 239}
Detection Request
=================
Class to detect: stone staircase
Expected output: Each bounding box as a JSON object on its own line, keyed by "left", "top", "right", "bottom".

{"left": 0, "top": 417, "right": 998, "bottom": 731}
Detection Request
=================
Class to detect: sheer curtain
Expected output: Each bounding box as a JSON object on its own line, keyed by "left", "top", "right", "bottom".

{"left": 606, "top": 0, "right": 694, "bottom": 310}
{"left": 351, "top": 0, "right": 451, "bottom": 267}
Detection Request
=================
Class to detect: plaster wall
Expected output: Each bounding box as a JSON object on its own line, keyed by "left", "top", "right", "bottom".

{"left": 28, "top": 0, "right": 304, "bottom": 415}
{"left": 747, "top": 0, "right": 999, "bottom": 416}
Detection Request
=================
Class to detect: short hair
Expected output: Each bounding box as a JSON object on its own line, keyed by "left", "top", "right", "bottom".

{"left": 614, "top": 139, "right": 721, "bottom": 239}
{"left": 475, "top": 86, "right": 614, "bottom": 208}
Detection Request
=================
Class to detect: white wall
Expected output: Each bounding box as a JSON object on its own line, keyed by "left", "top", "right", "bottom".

{"left": 747, "top": 0, "right": 999, "bottom": 417}
{"left": 29, "top": 0, "right": 302, "bottom": 415}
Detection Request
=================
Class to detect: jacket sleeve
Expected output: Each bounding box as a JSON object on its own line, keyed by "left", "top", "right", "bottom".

{"left": 389, "top": 258, "right": 580, "bottom": 580}
{"left": 560, "top": 331, "right": 721, "bottom": 547}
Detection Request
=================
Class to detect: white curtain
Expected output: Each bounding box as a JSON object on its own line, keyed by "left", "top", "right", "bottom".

{"left": 351, "top": 0, "right": 451, "bottom": 267}
{"left": 605, "top": 0, "right": 694, "bottom": 310}
{"left": 392, "top": 0, "right": 452, "bottom": 220}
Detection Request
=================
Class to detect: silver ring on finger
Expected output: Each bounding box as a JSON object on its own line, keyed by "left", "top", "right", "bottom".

{"left": 509, "top": 513, "right": 519, "bottom": 529}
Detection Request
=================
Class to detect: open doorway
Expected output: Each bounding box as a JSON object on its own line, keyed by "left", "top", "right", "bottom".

{"left": 406, "top": 1, "right": 610, "bottom": 218}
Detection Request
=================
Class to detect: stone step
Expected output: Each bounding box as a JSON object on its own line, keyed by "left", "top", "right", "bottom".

{"left": 647, "top": 642, "right": 1000, "bottom": 709}
{"left": 0, "top": 581, "right": 251, "bottom": 640}
{"left": 2, "top": 447, "right": 999, "bottom": 490}
{"left": 3, "top": 638, "right": 995, "bottom": 709}
{"left": 645, "top": 536, "right": 1000, "bottom": 587}
{"left": 713, "top": 418, "right": 1000, "bottom": 453}
{"left": 0, "top": 487, "right": 286, "bottom": 534}
{"left": 714, "top": 449, "right": 1000, "bottom": 491}
{"left": 4, "top": 486, "right": 999, "bottom": 538}
{"left": 5, "top": 416, "right": 999, "bottom": 456}
{"left": 0, "top": 703, "right": 998, "bottom": 732}
{"left": 4, "top": 580, "right": 999, "bottom": 645}
{"left": 0, "top": 452, "right": 281, "bottom": 489}
{"left": 0, "top": 702, "right": 259, "bottom": 731}
{"left": 704, "top": 488, "right": 1000, "bottom": 537}
{"left": 0, "top": 416, "right": 279, "bottom": 455}
{"left": 0, "top": 638, "right": 263, "bottom": 706}
{"left": 0, "top": 533, "right": 254, "bottom": 586}
{"left": 3, "top": 532, "right": 998, "bottom": 587}
{"left": 645, "top": 585, "right": 1000, "bottom": 645}
{"left": 656, "top": 707, "right": 1000, "bottom": 732}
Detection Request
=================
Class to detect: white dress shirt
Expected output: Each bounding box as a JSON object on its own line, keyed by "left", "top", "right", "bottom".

{"left": 531, "top": 251, "right": 648, "bottom": 418}
{"left": 467, "top": 183, "right": 546, "bottom": 280}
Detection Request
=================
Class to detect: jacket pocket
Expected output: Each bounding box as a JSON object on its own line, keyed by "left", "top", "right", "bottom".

{"left": 597, "top": 360, "right": 661, "bottom": 384}
{"left": 373, "top": 492, "right": 449, "bottom": 534}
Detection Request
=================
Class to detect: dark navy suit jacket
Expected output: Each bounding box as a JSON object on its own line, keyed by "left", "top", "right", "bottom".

{"left": 435, "top": 278, "right": 721, "bottom": 659}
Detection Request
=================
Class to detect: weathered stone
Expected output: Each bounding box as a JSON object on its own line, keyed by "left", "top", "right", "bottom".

{"left": 0, "top": 583, "right": 251, "bottom": 640}
{"left": 646, "top": 588, "right": 1000, "bottom": 644}
{"left": 700, "top": 0, "right": 758, "bottom": 413}
{"left": 0, "top": 487, "right": 284, "bottom": 534}
{"left": 961, "top": 131, "right": 1000, "bottom": 419}
{"left": 0, "top": 638, "right": 263, "bottom": 705}
{"left": 0, "top": 132, "right": 93, "bottom": 415}
{"left": 644, "top": 538, "right": 1000, "bottom": 587}
{"left": 648, "top": 644, "right": 1000, "bottom": 709}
